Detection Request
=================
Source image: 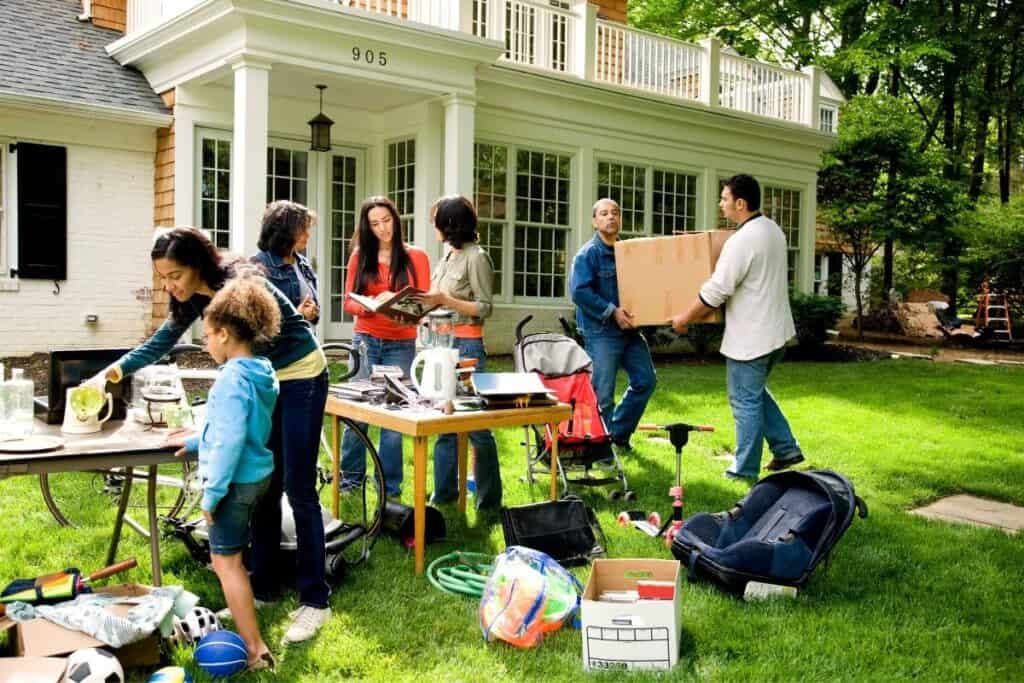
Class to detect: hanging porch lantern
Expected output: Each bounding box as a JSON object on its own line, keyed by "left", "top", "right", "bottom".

{"left": 308, "top": 84, "right": 334, "bottom": 152}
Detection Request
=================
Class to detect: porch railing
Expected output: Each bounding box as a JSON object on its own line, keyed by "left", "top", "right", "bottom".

{"left": 123, "top": 0, "right": 825, "bottom": 128}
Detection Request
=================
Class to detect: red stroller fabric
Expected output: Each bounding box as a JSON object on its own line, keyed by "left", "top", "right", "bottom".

{"left": 539, "top": 373, "right": 609, "bottom": 450}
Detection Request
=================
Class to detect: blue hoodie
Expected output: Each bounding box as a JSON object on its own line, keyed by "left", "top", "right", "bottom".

{"left": 184, "top": 357, "right": 279, "bottom": 513}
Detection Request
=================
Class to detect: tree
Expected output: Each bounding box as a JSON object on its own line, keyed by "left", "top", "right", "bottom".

{"left": 818, "top": 95, "right": 958, "bottom": 335}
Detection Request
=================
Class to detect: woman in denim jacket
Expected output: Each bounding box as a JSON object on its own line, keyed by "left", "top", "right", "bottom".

{"left": 253, "top": 201, "right": 320, "bottom": 325}
{"left": 415, "top": 195, "right": 501, "bottom": 510}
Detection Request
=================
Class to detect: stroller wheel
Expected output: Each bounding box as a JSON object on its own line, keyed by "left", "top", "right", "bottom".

{"left": 622, "top": 490, "right": 636, "bottom": 502}
{"left": 609, "top": 489, "right": 623, "bottom": 501}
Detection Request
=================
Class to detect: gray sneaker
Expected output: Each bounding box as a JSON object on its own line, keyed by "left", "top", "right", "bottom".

{"left": 283, "top": 605, "right": 331, "bottom": 644}
{"left": 215, "top": 598, "right": 275, "bottom": 621}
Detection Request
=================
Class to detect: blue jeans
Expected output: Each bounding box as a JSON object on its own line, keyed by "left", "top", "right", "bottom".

{"left": 584, "top": 332, "right": 656, "bottom": 445}
{"left": 725, "top": 347, "right": 801, "bottom": 479}
{"left": 250, "top": 371, "right": 330, "bottom": 608}
{"left": 432, "top": 337, "right": 501, "bottom": 509}
{"left": 341, "top": 333, "right": 416, "bottom": 498}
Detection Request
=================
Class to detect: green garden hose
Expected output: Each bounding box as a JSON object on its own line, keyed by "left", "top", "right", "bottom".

{"left": 427, "top": 552, "right": 494, "bottom": 598}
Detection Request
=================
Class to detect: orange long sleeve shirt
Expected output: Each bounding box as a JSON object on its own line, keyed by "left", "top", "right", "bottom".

{"left": 343, "top": 247, "right": 431, "bottom": 340}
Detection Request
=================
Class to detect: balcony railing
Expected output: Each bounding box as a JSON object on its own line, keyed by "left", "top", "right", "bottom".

{"left": 125, "top": 0, "right": 824, "bottom": 128}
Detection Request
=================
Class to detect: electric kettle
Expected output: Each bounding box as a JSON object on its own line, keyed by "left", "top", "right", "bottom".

{"left": 409, "top": 347, "right": 459, "bottom": 401}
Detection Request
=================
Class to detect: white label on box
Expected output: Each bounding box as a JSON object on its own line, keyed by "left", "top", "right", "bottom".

{"left": 585, "top": 626, "right": 672, "bottom": 670}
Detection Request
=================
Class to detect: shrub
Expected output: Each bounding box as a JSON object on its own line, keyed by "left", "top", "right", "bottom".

{"left": 790, "top": 291, "right": 845, "bottom": 346}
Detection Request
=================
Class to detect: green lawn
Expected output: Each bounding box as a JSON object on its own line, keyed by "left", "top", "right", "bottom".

{"left": 2, "top": 358, "right": 1023, "bottom": 681}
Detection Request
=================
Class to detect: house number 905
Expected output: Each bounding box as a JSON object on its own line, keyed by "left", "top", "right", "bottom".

{"left": 352, "top": 47, "right": 387, "bottom": 66}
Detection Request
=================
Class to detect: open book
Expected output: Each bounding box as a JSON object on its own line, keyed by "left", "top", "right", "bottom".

{"left": 347, "top": 286, "right": 439, "bottom": 324}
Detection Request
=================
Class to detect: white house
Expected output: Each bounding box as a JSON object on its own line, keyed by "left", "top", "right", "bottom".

{"left": 1, "top": 0, "right": 843, "bottom": 356}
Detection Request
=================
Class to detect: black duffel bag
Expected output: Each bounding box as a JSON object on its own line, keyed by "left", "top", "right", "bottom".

{"left": 500, "top": 495, "right": 605, "bottom": 566}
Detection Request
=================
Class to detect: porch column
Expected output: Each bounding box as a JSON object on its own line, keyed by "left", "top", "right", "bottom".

{"left": 230, "top": 58, "right": 271, "bottom": 256}
{"left": 442, "top": 94, "right": 475, "bottom": 199}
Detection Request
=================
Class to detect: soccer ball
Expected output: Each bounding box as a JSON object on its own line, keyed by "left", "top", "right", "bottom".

{"left": 169, "top": 605, "right": 222, "bottom": 645}
{"left": 62, "top": 647, "right": 124, "bottom": 683}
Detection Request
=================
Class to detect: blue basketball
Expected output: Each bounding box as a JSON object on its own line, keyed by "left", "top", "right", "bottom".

{"left": 148, "top": 666, "right": 193, "bottom": 683}
{"left": 194, "top": 630, "right": 248, "bottom": 678}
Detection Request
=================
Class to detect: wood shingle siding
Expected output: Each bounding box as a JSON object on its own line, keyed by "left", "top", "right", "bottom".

{"left": 152, "top": 89, "right": 176, "bottom": 331}
{"left": 91, "top": 0, "right": 127, "bottom": 32}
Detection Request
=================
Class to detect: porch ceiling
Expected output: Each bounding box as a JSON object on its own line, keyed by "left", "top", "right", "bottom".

{"left": 205, "top": 63, "right": 435, "bottom": 112}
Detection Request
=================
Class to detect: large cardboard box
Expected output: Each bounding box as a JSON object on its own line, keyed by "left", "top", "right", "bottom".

{"left": 614, "top": 230, "right": 735, "bottom": 326}
{"left": 581, "top": 559, "right": 683, "bottom": 672}
{"left": 0, "top": 584, "right": 160, "bottom": 667}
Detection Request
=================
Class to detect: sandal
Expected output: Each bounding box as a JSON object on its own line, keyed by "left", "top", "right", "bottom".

{"left": 248, "top": 651, "right": 276, "bottom": 672}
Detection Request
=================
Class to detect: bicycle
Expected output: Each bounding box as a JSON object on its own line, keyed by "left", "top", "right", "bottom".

{"left": 38, "top": 342, "right": 379, "bottom": 560}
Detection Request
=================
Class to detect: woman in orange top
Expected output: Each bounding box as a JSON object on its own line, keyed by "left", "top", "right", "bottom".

{"left": 341, "top": 196, "right": 430, "bottom": 499}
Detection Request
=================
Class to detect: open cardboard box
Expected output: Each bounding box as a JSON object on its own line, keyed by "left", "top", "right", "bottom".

{"left": 581, "top": 559, "right": 683, "bottom": 672}
{"left": 0, "top": 656, "right": 68, "bottom": 683}
{"left": 0, "top": 584, "right": 160, "bottom": 669}
{"left": 615, "top": 230, "right": 735, "bottom": 326}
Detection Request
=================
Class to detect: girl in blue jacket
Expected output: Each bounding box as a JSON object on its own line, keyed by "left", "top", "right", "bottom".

{"left": 171, "top": 276, "right": 281, "bottom": 671}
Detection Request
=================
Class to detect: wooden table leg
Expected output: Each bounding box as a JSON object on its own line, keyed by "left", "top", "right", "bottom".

{"left": 332, "top": 415, "right": 341, "bottom": 520}
{"left": 106, "top": 467, "right": 133, "bottom": 567}
{"left": 457, "top": 433, "right": 469, "bottom": 515}
{"left": 549, "top": 423, "right": 559, "bottom": 501}
{"left": 147, "top": 465, "right": 162, "bottom": 587}
{"left": 413, "top": 435, "right": 428, "bottom": 574}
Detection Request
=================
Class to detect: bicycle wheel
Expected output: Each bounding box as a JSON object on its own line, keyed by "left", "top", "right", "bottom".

{"left": 327, "top": 417, "right": 385, "bottom": 568}
{"left": 40, "top": 460, "right": 197, "bottom": 528}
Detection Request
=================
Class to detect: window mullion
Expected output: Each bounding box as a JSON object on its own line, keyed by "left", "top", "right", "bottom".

{"left": 644, "top": 166, "right": 653, "bottom": 236}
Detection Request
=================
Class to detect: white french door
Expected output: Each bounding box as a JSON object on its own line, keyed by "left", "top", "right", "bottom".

{"left": 324, "top": 147, "right": 364, "bottom": 340}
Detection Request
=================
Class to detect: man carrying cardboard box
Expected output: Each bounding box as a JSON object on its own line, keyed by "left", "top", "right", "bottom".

{"left": 570, "top": 198, "right": 656, "bottom": 454}
{"left": 669, "top": 175, "right": 804, "bottom": 480}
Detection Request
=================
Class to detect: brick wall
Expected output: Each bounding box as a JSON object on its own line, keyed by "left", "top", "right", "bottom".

{"left": 0, "top": 144, "right": 155, "bottom": 356}
{"left": 91, "top": 0, "right": 126, "bottom": 32}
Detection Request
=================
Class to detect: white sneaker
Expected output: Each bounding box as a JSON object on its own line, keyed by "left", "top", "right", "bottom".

{"left": 215, "top": 599, "right": 274, "bottom": 621}
{"left": 283, "top": 605, "right": 331, "bottom": 644}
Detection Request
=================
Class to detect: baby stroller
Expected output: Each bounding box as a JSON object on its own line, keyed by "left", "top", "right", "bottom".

{"left": 514, "top": 316, "right": 634, "bottom": 500}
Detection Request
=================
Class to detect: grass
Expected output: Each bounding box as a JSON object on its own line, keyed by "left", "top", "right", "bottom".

{"left": 2, "top": 357, "right": 1023, "bottom": 681}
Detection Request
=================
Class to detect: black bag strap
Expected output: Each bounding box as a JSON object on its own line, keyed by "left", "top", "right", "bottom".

{"left": 586, "top": 503, "right": 608, "bottom": 559}
{"left": 687, "top": 550, "right": 702, "bottom": 581}
{"left": 855, "top": 496, "right": 869, "bottom": 518}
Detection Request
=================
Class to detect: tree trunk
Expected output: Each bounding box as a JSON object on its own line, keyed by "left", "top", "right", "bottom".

{"left": 968, "top": 8, "right": 1002, "bottom": 202}
{"left": 882, "top": 62, "right": 901, "bottom": 302}
{"left": 854, "top": 266, "right": 865, "bottom": 339}
{"left": 939, "top": 0, "right": 962, "bottom": 315}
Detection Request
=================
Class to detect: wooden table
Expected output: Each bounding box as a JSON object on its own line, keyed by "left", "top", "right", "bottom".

{"left": 0, "top": 419, "right": 194, "bottom": 586}
{"left": 324, "top": 398, "right": 571, "bottom": 574}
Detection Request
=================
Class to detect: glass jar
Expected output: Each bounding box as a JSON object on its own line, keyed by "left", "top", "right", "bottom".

{"left": 6, "top": 368, "right": 35, "bottom": 437}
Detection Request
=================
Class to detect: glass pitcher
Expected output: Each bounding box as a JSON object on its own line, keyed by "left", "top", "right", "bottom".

{"left": 418, "top": 309, "right": 456, "bottom": 349}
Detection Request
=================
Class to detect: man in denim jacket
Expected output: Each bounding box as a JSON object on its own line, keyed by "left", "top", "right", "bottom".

{"left": 570, "top": 198, "right": 656, "bottom": 452}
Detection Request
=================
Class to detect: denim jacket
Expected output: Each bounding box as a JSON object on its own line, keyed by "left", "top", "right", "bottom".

{"left": 570, "top": 234, "right": 623, "bottom": 338}
{"left": 252, "top": 250, "right": 320, "bottom": 325}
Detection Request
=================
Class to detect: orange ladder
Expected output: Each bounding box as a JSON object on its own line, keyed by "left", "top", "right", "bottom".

{"left": 975, "top": 292, "right": 1013, "bottom": 342}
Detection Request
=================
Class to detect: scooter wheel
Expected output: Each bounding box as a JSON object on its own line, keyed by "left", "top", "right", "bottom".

{"left": 609, "top": 490, "right": 623, "bottom": 501}
{"left": 616, "top": 511, "right": 631, "bottom": 527}
{"left": 647, "top": 512, "right": 662, "bottom": 528}
{"left": 622, "top": 490, "right": 636, "bottom": 502}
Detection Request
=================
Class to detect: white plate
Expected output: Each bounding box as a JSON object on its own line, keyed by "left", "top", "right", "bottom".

{"left": 0, "top": 435, "right": 65, "bottom": 453}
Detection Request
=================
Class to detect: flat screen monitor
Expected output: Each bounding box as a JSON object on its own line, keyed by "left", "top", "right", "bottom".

{"left": 35, "top": 348, "right": 132, "bottom": 424}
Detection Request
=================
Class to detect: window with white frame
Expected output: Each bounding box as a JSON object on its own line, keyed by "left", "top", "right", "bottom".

{"left": 597, "top": 161, "right": 698, "bottom": 237}
{"left": 0, "top": 143, "right": 6, "bottom": 275}
{"left": 473, "top": 143, "right": 571, "bottom": 300}
{"left": 387, "top": 139, "right": 415, "bottom": 242}
{"left": 474, "top": 143, "right": 506, "bottom": 296}
{"left": 762, "top": 185, "right": 802, "bottom": 283}
{"left": 266, "top": 146, "right": 308, "bottom": 205}
{"left": 652, "top": 169, "right": 698, "bottom": 235}
{"left": 199, "top": 135, "right": 231, "bottom": 249}
{"left": 819, "top": 105, "right": 838, "bottom": 134}
{"left": 596, "top": 161, "right": 644, "bottom": 238}
{"left": 514, "top": 148, "right": 571, "bottom": 298}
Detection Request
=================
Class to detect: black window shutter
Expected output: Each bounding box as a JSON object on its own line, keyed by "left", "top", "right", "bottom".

{"left": 17, "top": 142, "right": 67, "bottom": 280}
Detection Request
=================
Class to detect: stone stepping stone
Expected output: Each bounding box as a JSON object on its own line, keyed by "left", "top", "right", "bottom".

{"left": 889, "top": 352, "right": 933, "bottom": 360}
{"left": 956, "top": 358, "right": 998, "bottom": 366}
{"left": 910, "top": 494, "right": 1024, "bottom": 535}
